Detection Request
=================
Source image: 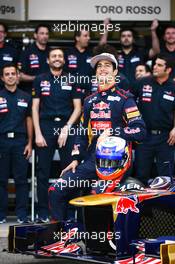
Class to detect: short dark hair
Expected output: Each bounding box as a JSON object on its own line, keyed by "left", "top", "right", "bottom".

{"left": 120, "top": 28, "right": 137, "bottom": 39}
{"left": 0, "top": 63, "right": 17, "bottom": 76}
{"left": 47, "top": 47, "right": 64, "bottom": 58}
{"left": 163, "top": 24, "right": 175, "bottom": 35}
{"left": 93, "top": 44, "right": 118, "bottom": 71}
{"left": 136, "top": 63, "right": 152, "bottom": 73}
{"left": 0, "top": 22, "right": 8, "bottom": 33}
{"left": 74, "top": 27, "right": 89, "bottom": 42}
{"left": 155, "top": 53, "right": 174, "bottom": 69}
{"left": 35, "top": 24, "right": 50, "bottom": 34}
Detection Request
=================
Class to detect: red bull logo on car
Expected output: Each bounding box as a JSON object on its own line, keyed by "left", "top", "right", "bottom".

{"left": 114, "top": 196, "right": 139, "bottom": 214}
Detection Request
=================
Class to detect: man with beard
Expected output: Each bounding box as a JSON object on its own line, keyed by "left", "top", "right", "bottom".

{"left": 32, "top": 48, "right": 82, "bottom": 222}
{"left": 150, "top": 23, "right": 175, "bottom": 80}
{"left": 132, "top": 54, "right": 175, "bottom": 186}
{"left": 0, "top": 64, "right": 32, "bottom": 224}
{"left": 19, "top": 24, "right": 50, "bottom": 94}
{"left": 100, "top": 19, "right": 160, "bottom": 85}
{"left": 64, "top": 29, "right": 93, "bottom": 100}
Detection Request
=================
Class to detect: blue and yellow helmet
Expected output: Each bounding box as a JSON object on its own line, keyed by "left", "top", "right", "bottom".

{"left": 96, "top": 136, "right": 131, "bottom": 181}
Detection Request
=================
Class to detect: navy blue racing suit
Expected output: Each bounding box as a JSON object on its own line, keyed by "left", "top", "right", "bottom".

{"left": 49, "top": 84, "right": 146, "bottom": 221}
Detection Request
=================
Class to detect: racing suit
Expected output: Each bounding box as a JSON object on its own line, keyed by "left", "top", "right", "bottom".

{"left": 49, "top": 84, "right": 146, "bottom": 221}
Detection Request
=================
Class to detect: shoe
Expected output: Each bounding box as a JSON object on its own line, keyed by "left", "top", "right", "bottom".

{"left": 35, "top": 217, "right": 50, "bottom": 224}
{"left": 0, "top": 218, "right": 6, "bottom": 224}
{"left": 17, "top": 218, "right": 31, "bottom": 224}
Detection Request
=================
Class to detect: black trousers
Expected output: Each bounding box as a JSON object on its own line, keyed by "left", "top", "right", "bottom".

{"left": 135, "top": 132, "right": 175, "bottom": 185}
{"left": 36, "top": 120, "right": 76, "bottom": 218}
{"left": 0, "top": 136, "right": 29, "bottom": 219}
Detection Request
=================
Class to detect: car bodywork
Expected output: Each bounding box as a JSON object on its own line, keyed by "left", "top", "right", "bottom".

{"left": 8, "top": 184, "right": 175, "bottom": 263}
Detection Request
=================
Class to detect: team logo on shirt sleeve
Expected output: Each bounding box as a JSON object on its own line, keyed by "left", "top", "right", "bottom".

{"left": 125, "top": 106, "right": 140, "bottom": 119}
{"left": 68, "top": 55, "right": 77, "bottom": 68}
{"left": 0, "top": 97, "right": 8, "bottom": 113}
{"left": 40, "top": 80, "right": 51, "bottom": 96}
{"left": 29, "top": 54, "right": 39, "bottom": 68}
{"left": 142, "top": 85, "right": 152, "bottom": 102}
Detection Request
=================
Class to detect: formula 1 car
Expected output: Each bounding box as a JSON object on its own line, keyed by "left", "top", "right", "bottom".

{"left": 8, "top": 137, "right": 175, "bottom": 263}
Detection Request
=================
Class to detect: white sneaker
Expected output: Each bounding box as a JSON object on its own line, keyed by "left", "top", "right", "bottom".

{"left": 36, "top": 218, "right": 50, "bottom": 223}
{"left": 0, "top": 218, "right": 6, "bottom": 224}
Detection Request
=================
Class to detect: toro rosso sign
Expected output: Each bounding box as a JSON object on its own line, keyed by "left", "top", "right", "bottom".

{"left": 28, "top": 0, "right": 170, "bottom": 21}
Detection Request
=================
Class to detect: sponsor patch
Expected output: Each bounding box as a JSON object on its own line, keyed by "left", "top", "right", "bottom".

{"left": 88, "top": 96, "right": 97, "bottom": 103}
{"left": 17, "top": 102, "right": 28, "bottom": 107}
{"left": 125, "top": 106, "right": 138, "bottom": 113}
{"left": 142, "top": 85, "right": 152, "bottom": 92}
{"left": 124, "top": 127, "right": 140, "bottom": 134}
{"left": 164, "top": 91, "right": 174, "bottom": 96}
{"left": 41, "top": 87, "right": 50, "bottom": 91}
{"left": 62, "top": 85, "right": 72, "bottom": 90}
{"left": 126, "top": 111, "right": 140, "bottom": 119}
{"left": 142, "top": 92, "right": 152, "bottom": 97}
{"left": 29, "top": 54, "right": 39, "bottom": 60}
{"left": 142, "top": 97, "right": 151, "bottom": 102}
{"left": 93, "top": 101, "right": 110, "bottom": 110}
{"left": 130, "top": 57, "right": 140, "bottom": 63}
{"left": 40, "top": 80, "right": 51, "bottom": 87}
{"left": 41, "top": 92, "right": 50, "bottom": 96}
{"left": 0, "top": 108, "right": 8, "bottom": 113}
{"left": 107, "top": 95, "right": 121, "bottom": 102}
{"left": 0, "top": 104, "right": 7, "bottom": 109}
{"left": 91, "top": 121, "right": 112, "bottom": 130}
{"left": 163, "top": 94, "right": 174, "bottom": 101}
{"left": 128, "top": 116, "right": 141, "bottom": 123}
{"left": 90, "top": 110, "right": 111, "bottom": 119}
{"left": 68, "top": 55, "right": 77, "bottom": 60}
{"left": 0, "top": 97, "right": 7, "bottom": 103}
{"left": 3, "top": 56, "right": 13, "bottom": 61}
